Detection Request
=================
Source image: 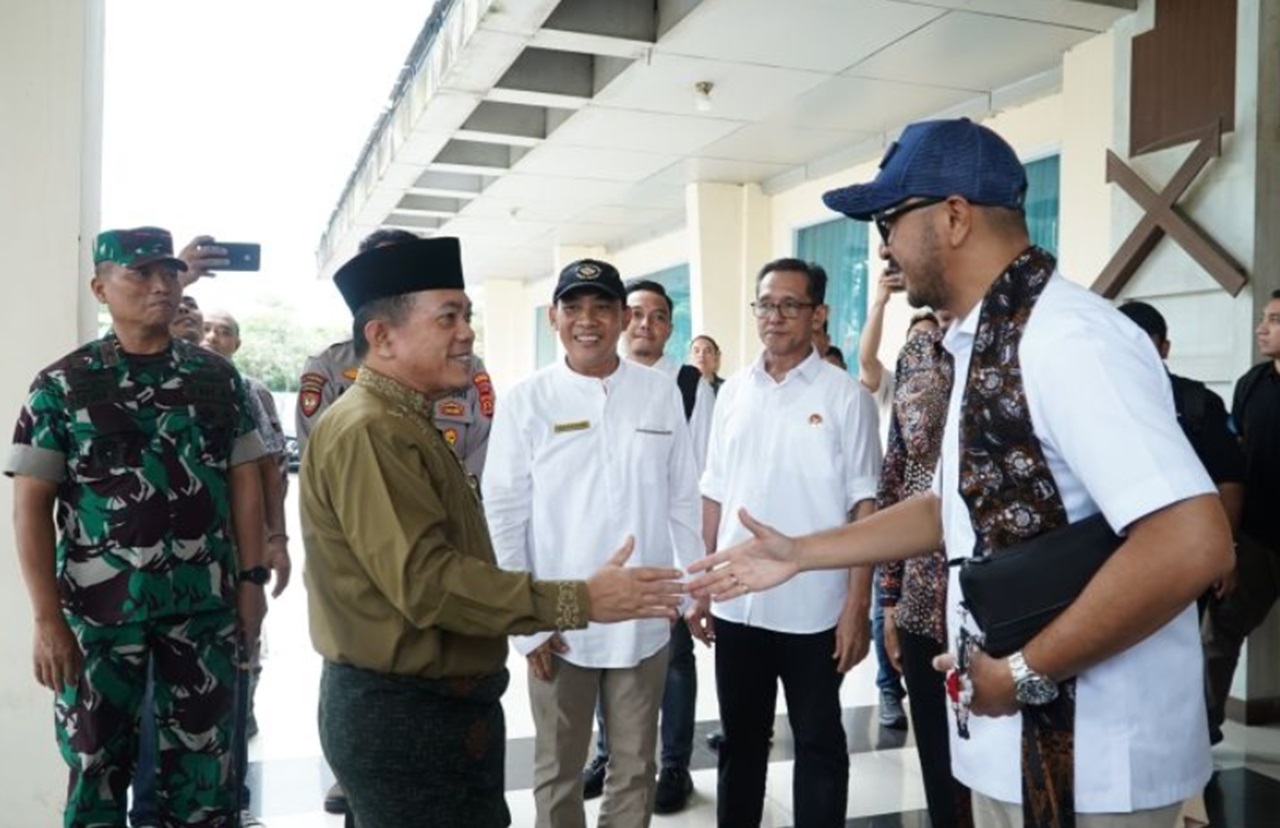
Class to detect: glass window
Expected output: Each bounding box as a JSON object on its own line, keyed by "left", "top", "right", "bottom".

{"left": 795, "top": 219, "right": 870, "bottom": 377}
{"left": 1025, "top": 154, "right": 1060, "bottom": 256}
{"left": 534, "top": 304, "right": 556, "bottom": 368}
{"left": 640, "top": 263, "right": 692, "bottom": 362}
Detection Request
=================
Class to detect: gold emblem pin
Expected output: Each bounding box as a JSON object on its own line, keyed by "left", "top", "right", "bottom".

{"left": 809, "top": 413, "right": 823, "bottom": 426}
{"left": 577, "top": 263, "right": 600, "bottom": 280}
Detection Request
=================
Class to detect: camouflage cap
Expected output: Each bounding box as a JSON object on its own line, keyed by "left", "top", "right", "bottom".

{"left": 93, "top": 226, "right": 188, "bottom": 271}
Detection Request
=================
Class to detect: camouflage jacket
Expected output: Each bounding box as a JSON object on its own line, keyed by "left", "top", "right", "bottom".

{"left": 296, "top": 339, "right": 494, "bottom": 480}
{"left": 6, "top": 335, "right": 266, "bottom": 626}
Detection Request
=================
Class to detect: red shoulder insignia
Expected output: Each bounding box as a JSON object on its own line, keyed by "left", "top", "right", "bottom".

{"left": 299, "top": 372, "right": 327, "bottom": 418}
{"left": 474, "top": 371, "right": 495, "bottom": 418}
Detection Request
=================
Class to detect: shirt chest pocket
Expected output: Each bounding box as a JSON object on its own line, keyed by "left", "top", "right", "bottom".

{"left": 72, "top": 423, "right": 150, "bottom": 483}
{"left": 631, "top": 426, "right": 675, "bottom": 483}
{"left": 185, "top": 379, "right": 237, "bottom": 465}
{"left": 786, "top": 416, "right": 842, "bottom": 479}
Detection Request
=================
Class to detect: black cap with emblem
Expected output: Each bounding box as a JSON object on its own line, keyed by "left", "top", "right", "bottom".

{"left": 552, "top": 258, "right": 626, "bottom": 304}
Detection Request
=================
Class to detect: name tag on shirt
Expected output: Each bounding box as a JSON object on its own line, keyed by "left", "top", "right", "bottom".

{"left": 554, "top": 420, "right": 590, "bottom": 434}
{"left": 636, "top": 427, "right": 673, "bottom": 436}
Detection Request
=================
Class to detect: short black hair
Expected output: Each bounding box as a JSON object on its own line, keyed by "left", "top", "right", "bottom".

{"left": 1271, "top": 289, "right": 1280, "bottom": 301}
{"left": 756, "top": 258, "right": 827, "bottom": 305}
{"left": 352, "top": 293, "right": 417, "bottom": 359}
{"left": 624, "top": 278, "right": 673, "bottom": 314}
{"left": 1117, "top": 300, "right": 1168, "bottom": 342}
{"left": 358, "top": 229, "right": 420, "bottom": 253}
{"left": 825, "top": 345, "right": 845, "bottom": 362}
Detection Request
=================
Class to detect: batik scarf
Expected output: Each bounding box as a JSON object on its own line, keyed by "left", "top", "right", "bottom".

{"left": 957, "top": 246, "right": 1075, "bottom": 828}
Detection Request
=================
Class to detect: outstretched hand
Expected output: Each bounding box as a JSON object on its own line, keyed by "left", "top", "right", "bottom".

{"left": 586, "top": 536, "right": 685, "bottom": 623}
{"left": 685, "top": 509, "right": 800, "bottom": 600}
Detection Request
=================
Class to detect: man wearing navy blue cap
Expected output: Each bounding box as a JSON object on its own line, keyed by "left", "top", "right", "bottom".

{"left": 688, "top": 118, "right": 1232, "bottom": 828}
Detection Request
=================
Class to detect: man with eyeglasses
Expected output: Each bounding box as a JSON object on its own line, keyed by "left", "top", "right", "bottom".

{"left": 693, "top": 258, "right": 881, "bottom": 827}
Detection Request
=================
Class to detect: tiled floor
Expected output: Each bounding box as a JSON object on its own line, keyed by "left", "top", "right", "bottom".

{"left": 243, "top": 485, "right": 1280, "bottom": 827}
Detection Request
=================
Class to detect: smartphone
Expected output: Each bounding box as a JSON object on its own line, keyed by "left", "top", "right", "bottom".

{"left": 212, "top": 242, "right": 261, "bottom": 271}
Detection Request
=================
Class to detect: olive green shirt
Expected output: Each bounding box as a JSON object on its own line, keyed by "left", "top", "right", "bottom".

{"left": 301, "top": 367, "right": 588, "bottom": 678}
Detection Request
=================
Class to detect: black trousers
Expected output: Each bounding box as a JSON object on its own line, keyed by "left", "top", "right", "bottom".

{"left": 1203, "top": 533, "right": 1280, "bottom": 734}
{"left": 898, "top": 629, "right": 973, "bottom": 828}
{"left": 714, "top": 617, "right": 848, "bottom": 828}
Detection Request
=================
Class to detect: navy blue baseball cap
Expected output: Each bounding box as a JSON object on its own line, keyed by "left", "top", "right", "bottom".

{"left": 822, "top": 118, "right": 1027, "bottom": 221}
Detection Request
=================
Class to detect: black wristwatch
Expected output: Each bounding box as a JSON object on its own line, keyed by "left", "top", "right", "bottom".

{"left": 238, "top": 566, "right": 270, "bottom": 587}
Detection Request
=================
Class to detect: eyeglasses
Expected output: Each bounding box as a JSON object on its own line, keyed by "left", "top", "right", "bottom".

{"left": 751, "top": 300, "right": 816, "bottom": 319}
{"left": 873, "top": 196, "right": 946, "bottom": 244}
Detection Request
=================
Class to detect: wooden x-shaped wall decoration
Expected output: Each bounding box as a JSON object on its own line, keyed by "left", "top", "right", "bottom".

{"left": 1092, "top": 120, "right": 1248, "bottom": 298}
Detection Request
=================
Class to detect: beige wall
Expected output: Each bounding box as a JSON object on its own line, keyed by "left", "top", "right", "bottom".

{"left": 0, "top": 0, "right": 104, "bottom": 820}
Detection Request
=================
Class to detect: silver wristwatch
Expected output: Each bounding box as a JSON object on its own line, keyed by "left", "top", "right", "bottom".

{"left": 1009, "top": 651, "right": 1058, "bottom": 706}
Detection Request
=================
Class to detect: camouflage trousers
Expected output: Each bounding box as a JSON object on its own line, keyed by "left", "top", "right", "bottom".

{"left": 58, "top": 610, "right": 237, "bottom": 828}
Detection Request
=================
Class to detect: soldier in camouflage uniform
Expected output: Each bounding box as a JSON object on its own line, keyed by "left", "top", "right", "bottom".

{"left": 8, "top": 227, "right": 269, "bottom": 828}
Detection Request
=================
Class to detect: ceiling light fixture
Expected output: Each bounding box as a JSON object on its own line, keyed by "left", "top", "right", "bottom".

{"left": 694, "top": 80, "right": 714, "bottom": 113}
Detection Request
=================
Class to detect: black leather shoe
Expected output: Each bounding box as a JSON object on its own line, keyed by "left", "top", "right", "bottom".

{"left": 581, "top": 754, "right": 608, "bottom": 800}
{"left": 705, "top": 730, "right": 724, "bottom": 751}
{"left": 653, "top": 766, "right": 693, "bottom": 814}
{"left": 324, "top": 782, "right": 348, "bottom": 814}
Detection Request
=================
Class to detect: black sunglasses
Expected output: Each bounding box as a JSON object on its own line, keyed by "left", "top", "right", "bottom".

{"left": 872, "top": 197, "right": 947, "bottom": 244}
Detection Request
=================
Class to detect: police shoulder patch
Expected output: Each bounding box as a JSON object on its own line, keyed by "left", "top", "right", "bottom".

{"left": 474, "top": 371, "right": 495, "bottom": 418}
{"left": 299, "top": 372, "right": 327, "bottom": 418}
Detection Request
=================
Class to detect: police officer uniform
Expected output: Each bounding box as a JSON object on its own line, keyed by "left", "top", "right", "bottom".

{"left": 296, "top": 341, "right": 493, "bottom": 479}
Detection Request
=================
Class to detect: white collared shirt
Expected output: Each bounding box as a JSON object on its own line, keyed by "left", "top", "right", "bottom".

{"left": 938, "top": 274, "right": 1215, "bottom": 812}
{"left": 483, "top": 358, "right": 704, "bottom": 668}
{"left": 701, "top": 348, "right": 882, "bottom": 633}
{"left": 649, "top": 354, "right": 715, "bottom": 471}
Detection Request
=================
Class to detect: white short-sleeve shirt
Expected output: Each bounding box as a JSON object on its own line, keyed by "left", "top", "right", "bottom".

{"left": 938, "top": 274, "right": 1215, "bottom": 812}
{"left": 483, "top": 358, "right": 704, "bottom": 668}
{"left": 702, "top": 348, "right": 882, "bottom": 634}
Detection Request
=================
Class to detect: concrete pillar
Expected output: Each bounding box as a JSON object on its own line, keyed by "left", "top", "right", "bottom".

{"left": 1059, "top": 30, "right": 1116, "bottom": 287}
{"left": 483, "top": 278, "right": 537, "bottom": 389}
{"left": 686, "top": 182, "right": 771, "bottom": 374}
{"left": 0, "top": 0, "right": 104, "bottom": 821}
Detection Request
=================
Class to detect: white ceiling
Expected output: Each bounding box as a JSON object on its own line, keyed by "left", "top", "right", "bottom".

{"left": 316, "top": 0, "right": 1136, "bottom": 283}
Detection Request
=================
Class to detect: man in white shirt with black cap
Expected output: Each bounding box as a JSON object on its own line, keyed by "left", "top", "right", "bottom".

{"left": 484, "top": 259, "right": 704, "bottom": 828}
{"left": 688, "top": 118, "right": 1233, "bottom": 828}
{"left": 694, "top": 257, "right": 882, "bottom": 828}
{"left": 580, "top": 277, "right": 716, "bottom": 814}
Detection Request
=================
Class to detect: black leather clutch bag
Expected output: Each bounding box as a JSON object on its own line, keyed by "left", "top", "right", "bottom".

{"left": 957, "top": 512, "right": 1123, "bottom": 658}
